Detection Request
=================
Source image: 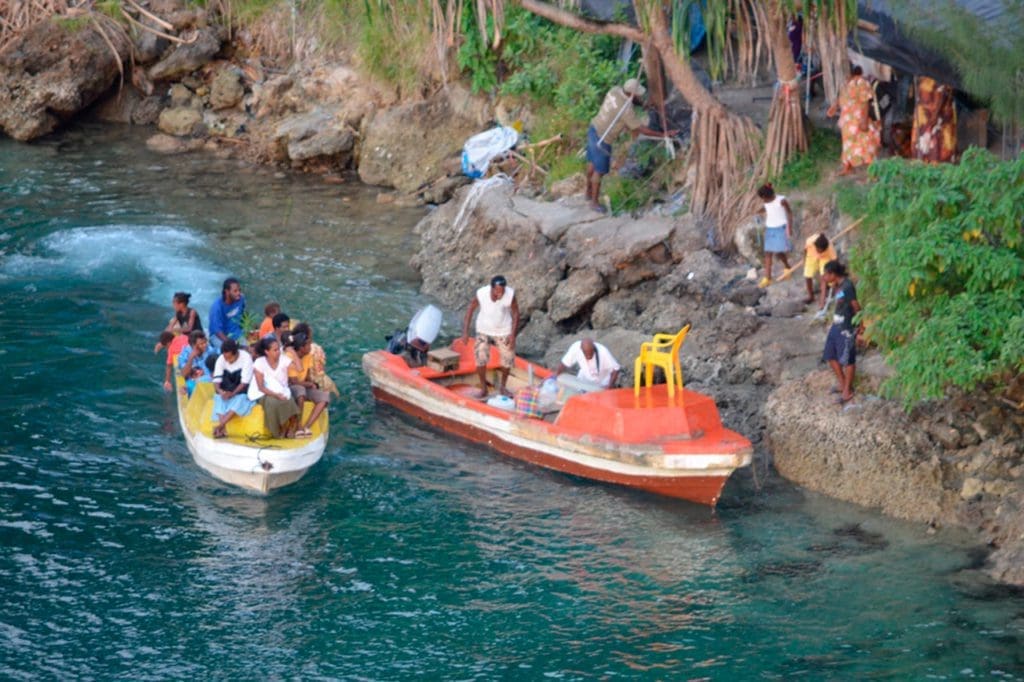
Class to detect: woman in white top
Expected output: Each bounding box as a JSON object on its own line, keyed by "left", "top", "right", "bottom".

{"left": 756, "top": 183, "right": 794, "bottom": 288}
{"left": 211, "top": 339, "right": 255, "bottom": 438}
{"left": 247, "top": 336, "right": 300, "bottom": 438}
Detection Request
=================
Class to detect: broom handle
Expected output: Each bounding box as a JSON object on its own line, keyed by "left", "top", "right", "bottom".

{"left": 774, "top": 215, "right": 866, "bottom": 282}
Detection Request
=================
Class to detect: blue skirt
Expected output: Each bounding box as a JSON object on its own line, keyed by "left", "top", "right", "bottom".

{"left": 213, "top": 392, "right": 255, "bottom": 419}
{"left": 764, "top": 225, "right": 791, "bottom": 254}
{"left": 586, "top": 125, "right": 612, "bottom": 175}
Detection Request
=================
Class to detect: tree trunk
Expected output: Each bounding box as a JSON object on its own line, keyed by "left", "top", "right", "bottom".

{"left": 517, "top": 0, "right": 763, "bottom": 247}
{"left": 761, "top": 4, "right": 808, "bottom": 178}
{"left": 645, "top": 5, "right": 762, "bottom": 245}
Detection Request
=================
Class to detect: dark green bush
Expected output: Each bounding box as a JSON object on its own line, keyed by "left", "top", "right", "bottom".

{"left": 852, "top": 149, "right": 1024, "bottom": 405}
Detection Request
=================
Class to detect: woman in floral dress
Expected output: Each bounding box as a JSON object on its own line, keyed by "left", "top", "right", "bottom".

{"left": 828, "top": 66, "right": 880, "bottom": 175}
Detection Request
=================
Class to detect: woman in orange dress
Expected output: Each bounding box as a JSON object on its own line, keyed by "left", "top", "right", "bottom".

{"left": 827, "top": 66, "right": 880, "bottom": 175}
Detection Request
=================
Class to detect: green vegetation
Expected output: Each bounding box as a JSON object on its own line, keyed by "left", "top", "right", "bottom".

{"left": 770, "top": 128, "right": 841, "bottom": 189}
{"left": 457, "top": 5, "right": 627, "bottom": 177}
{"left": 602, "top": 142, "right": 681, "bottom": 213}
{"left": 834, "top": 177, "right": 869, "bottom": 217}
{"left": 852, "top": 149, "right": 1024, "bottom": 405}
{"left": 55, "top": 16, "right": 90, "bottom": 32}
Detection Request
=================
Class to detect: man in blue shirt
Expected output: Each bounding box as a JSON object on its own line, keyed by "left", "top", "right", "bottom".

{"left": 208, "top": 277, "right": 246, "bottom": 351}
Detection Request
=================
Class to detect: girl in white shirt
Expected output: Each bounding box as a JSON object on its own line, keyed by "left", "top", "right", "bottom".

{"left": 756, "top": 183, "right": 794, "bottom": 287}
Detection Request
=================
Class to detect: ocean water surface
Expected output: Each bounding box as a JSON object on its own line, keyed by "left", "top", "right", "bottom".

{"left": 1, "top": 125, "right": 1023, "bottom": 679}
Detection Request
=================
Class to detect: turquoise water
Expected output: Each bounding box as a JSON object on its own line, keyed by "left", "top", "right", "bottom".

{"left": 2, "top": 125, "right": 1023, "bottom": 680}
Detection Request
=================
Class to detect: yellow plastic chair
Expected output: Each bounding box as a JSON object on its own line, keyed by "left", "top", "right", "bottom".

{"left": 633, "top": 324, "right": 691, "bottom": 397}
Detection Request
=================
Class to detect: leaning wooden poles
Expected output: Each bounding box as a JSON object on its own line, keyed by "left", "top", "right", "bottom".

{"left": 760, "top": 3, "right": 808, "bottom": 178}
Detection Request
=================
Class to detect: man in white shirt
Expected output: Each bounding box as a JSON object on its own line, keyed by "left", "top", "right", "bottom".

{"left": 461, "top": 275, "right": 520, "bottom": 398}
{"left": 556, "top": 338, "right": 621, "bottom": 389}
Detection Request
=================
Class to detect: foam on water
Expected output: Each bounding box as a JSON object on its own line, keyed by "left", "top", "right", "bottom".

{"left": 1, "top": 224, "right": 222, "bottom": 309}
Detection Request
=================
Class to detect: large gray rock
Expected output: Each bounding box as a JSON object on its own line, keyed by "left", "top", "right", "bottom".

{"left": 158, "top": 106, "right": 203, "bottom": 136}
{"left": 90, "top": 85, "right": 164, "bottom": 126}
{"left": 148, "top": 27, "right": 220, "bottom": 81}
{"left": 274, "top": 108, "right": 356, "bottom": 165}
{"left": 516, "top": 312, "right": 562, "bottom": 360}
{"left": 412, "top": 181, "right": 562, "bottom": 316}
{"left": 209, "top": 67, "right": 244, "bottom": 110}
{"left": 547, "top": 269, "right": 607, "bottom": 323}
{"left": 0, "top": 18, "right": 131, "bottom": 141}
{"left": 766, "top": 371, "right": 953, "bottom": 524}
{"left": 359, "top": 91, "right": 486, "bottom": 193}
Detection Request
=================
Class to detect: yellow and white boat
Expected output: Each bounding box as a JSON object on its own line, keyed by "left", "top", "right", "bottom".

{"left": 174, "top": 376, "right": 328, "bottom": 493}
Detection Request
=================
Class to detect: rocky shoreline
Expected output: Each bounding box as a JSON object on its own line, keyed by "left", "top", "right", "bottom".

{"left": 2, "top": 4, "right": 1021, "bottom": 586}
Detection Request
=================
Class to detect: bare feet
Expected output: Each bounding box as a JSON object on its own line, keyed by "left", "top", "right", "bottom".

{"left": 474, "top": 389, "right": 489, "bottom": 400}
{"left": 213, "top": 425, "right": 227, "bottom": 439}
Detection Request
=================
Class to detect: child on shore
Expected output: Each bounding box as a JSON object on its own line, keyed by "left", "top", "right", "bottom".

{"left": 756, "top": 183, "right": 794, "bottom": 288}
{"left": 803, "top": 233, "right": 837, "bottom": 308}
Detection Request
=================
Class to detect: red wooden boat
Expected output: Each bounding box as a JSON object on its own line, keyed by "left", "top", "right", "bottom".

{"left": 361, "top": 340, "right": 752, "bottom": 506}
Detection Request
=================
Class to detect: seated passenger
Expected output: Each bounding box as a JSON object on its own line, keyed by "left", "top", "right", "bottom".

{"left": 555, "top": 337, "right": 621, "bottom": 389}
{"left": 154, "top": 330, "right": 189, "bottom": 392}
{"left": 179, "top": 330, "right": 217, "bottom": 397}
{"left": 257, "top": 302, "right": 281, "bottom": 339}
{"left": 163, "top": 291, "right": 203, "bottom": 337}
{"left": 285, "top": 332, "right": 330, "bottom": 438}
{"left": 293, "top": 322, "right": 339, "bottom": 397}
{"left": 263, "top": 312, "right": 291, "bottom": 341}
{"left": 211, "top": 339, "right": 255, "bottom": 439}
{"left": 247, "top": 337, "right": 300, "bottom": 438}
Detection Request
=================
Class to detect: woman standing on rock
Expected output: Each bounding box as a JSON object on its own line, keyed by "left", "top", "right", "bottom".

{"left": 821, "top": 260, "right": 862, "bottom": 405}
{"left": 756, "top": 183, "right": 793, "bottom": 288}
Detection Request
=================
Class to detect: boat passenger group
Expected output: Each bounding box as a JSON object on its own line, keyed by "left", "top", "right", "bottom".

{"left": 154, "top": 277, "right": 338, "bottom": 439}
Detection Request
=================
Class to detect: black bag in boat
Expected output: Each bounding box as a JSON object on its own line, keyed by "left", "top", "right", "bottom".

{"left": 219, "top": 368, "right": 243, "bottom": 392}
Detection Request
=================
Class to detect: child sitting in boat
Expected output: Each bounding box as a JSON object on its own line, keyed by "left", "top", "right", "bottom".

{"left": 154, "top": 330, "right": 189, "bottom": 392}
{"left": 179, "top": 330, "right": 217, "bottom": 397}
{"left": 257, "top": 302, "right": 280, "bottom": 339}
{"left": 211, "top": 339, "right": 255, "bottom": 439}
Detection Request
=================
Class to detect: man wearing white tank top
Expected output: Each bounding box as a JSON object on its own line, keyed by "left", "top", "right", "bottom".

{"left": 461, "top": 275, "right": 520, "bottom": 398}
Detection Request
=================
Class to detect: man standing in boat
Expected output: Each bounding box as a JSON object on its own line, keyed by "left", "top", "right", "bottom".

{"left": 555, "top": 337, "right": 621, "bottom": 389}
{"left": 461, "top": 275, "right": 520, "bottom": 399}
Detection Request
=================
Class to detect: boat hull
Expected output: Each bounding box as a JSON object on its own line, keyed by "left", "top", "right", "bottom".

{"left": 174, "top": 376, "right": 327, "bottom": 493}
{"left": 363, "top": 346, "right": 752, "bottom": 507}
